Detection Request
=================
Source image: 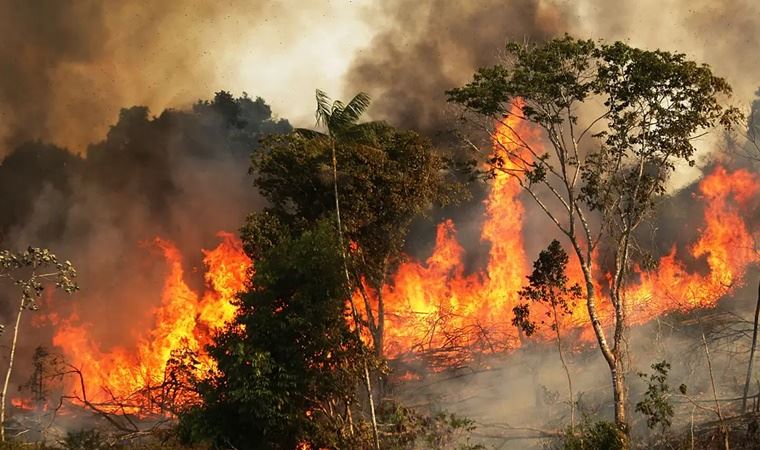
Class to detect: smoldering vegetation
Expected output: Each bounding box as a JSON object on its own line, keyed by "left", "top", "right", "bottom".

{"left": 390, "top": 288, "right": 760, "bottom": 448}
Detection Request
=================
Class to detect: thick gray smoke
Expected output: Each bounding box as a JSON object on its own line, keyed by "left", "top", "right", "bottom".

{"left": 347, "top": 0, "right": 760, "bottom": 136}
{"left": 0, "top": 0, "right": 324, "bottom": 155}
{"left": 346, "top": 0, "right": 566, "bottom": 138}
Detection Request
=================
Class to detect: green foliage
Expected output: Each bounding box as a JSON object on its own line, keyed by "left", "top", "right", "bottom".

{"left": 447, "top": 35, "right": 739, "bottom": 223}
{"left": 179, "top": 221, "right": 373, "bottom": 449}
{"left": 554, "top": 418, "right": 626, "bottom": 450}
{"left": 513, "top": 240, "right": 581, "bottom": 336}
{"left": 635, "top": 361, "right": 675, "bottom": 432}
{"left": 246, "top": 120, "right": 461, "bottom": 287}
{"left": 377, "top": 402, "right": 484, "bottom": 450}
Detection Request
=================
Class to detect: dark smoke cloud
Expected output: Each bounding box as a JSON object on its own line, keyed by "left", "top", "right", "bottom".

{"left": 346, "top": 0, "right": 566, "bottom": 137}
{"left": 348, "top": 0, "right": 760, "bottom": 136}
{"left": 0, "top": 0, "right": 298, "bottom": 155}
{"left": 0, "top": 1, "right": 107, "bottom": 150}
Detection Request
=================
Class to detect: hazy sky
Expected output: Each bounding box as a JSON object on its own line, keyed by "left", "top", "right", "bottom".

{"left": 0, "top": 0, "right": 757, "bottom": 155}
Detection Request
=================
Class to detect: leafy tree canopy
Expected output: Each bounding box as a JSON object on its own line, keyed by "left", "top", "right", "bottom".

{"left": 180, "top": 220, "right": 370, "bottom": 449}
{"left": 245, "top": 115, "right": 462, "bottom": 289}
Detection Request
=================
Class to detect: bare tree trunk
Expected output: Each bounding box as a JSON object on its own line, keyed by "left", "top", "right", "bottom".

{"left": 552, "top": 306, "right": 574, "bottom": 431}
{"left": 611, "top": 358, "right": 627, "bottom": 435}
{"left": 331, "top": 141, "right": 380, "bottom": 450}
{"left": 742, "top": 280, "right": 760, "bottom": 412}
{"left": 0, "top": 297, "right": 25, "bottom": 442}
{"left": 375, "top": 289, "right": 385, "bottom": 359}
{"left": 576, "top": 257, "right": 628, "bottom": 443}
{"left": 700, "top": 318, "right": 729, "bottom": 450}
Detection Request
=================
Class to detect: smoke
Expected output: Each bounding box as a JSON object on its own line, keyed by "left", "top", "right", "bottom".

{"left": 0, "top": 0, "right": 370, "bottom": 155}
{"left": 346, "top": 0, "right": 566, "bottom": 137}
{"left": 393, "top": 303, "right": 760, "bottom": 448}
{"left": 0, "top": 92, "right": 290, "bottom": 387}
{"left": 347, "top": 0, "right": 759, "bottom": 133}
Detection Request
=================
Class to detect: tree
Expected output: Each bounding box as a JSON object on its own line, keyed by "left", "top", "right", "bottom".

{"left": 448, "top": 36, "right": 738, "bottom": 442}
{"left": 301, "top": 90, "right": 381, "bottom": 449}
{"left": 634, "top": 361, "right": 674, "bottom": 434}
{"left": 513, "top": 239, "right": 582, "bottom": 431}
{"left": 248, "top": 91, "right": 460, "bottom": 360}
{"left": 240, "top": 91, "right": 460, "bottom": 449}
{"left": 0, "top": 247, "right": 77, "bottom": 441}
{"left": 180, "top": 221, "right": 373, "bottom": 449}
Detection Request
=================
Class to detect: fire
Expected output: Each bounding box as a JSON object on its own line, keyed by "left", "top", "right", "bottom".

{"left": 358, "top": 104, "right": 760, "bottom": 363}
{"left": 354, "top": 105, "right": 533, "bottom": 363}
{"left": 51, "top": 232, "right": 251, "bottom": 411}
{"left": 30, "top": 105, "right": 759, "bottom": 411}
{"left": 628, "top": 166, "right": 760, "bottom": 320}
{"left": 11, "top": 397, "right": 35, "bottom": 411}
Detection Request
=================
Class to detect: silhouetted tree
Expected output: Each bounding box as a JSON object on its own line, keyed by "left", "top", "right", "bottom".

{"left": 513, "top": 240, "right": 582, "bottom": 430}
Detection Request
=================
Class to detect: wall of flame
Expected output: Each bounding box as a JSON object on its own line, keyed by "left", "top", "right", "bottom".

{"left": 42, "top": 117, "right": 759, "bottom": 412}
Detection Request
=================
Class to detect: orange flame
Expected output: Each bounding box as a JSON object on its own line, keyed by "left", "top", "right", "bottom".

{"left": 36, "top": 105, "right": 760, "bottom": 410}
{"left": 354, "top": 104, "right": 534, "bottom": 362}
{"left": 51, "top": 232, "right": 251, "bottom": 411}
{"left": 359, "top": 103, "right": 759, "bottom": 364}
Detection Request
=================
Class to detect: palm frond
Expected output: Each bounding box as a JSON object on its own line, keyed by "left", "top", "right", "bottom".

{"left": 315, "top": 89, "right": 333, "bottom": 128}
{"left": 341, "top": 92, "right": 371, "bottom": 125}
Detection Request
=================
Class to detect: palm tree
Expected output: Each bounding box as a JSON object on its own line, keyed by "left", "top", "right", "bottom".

{"left": 305, "top": 89, "right": 372, "bottom": 257}
{"left": 299, "top": 89, "right": 380, "bottom": 450}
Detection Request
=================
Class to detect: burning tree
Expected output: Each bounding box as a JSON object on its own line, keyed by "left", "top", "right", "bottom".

{"left": 0, "top": 247, "right": 77, "bottom": 441}
{"left": 447, "top": 36, "right": 739, "bottom": 443}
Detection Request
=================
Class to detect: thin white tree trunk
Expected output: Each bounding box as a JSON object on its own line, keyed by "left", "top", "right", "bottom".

{"left": 0, "top": 297, "right": 25, "bottom": 442}
{"left": 700, "top": 318, "right": 728, "bottom": 450}
{"left": 552, "top": 305, "right": 574, "bottom": 431}
{"left": 741, "top": 280, "right": 760, "bottom": 412}
{"left": 331, "top": 141, "right": 380, "bottom": 450}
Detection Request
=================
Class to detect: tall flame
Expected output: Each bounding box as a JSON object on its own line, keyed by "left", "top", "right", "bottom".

{"left": 359, "top": 105, "right": 760, "bottom": 364}
{"left": 51, "top": 232, "right": 250, "bottom": 409}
